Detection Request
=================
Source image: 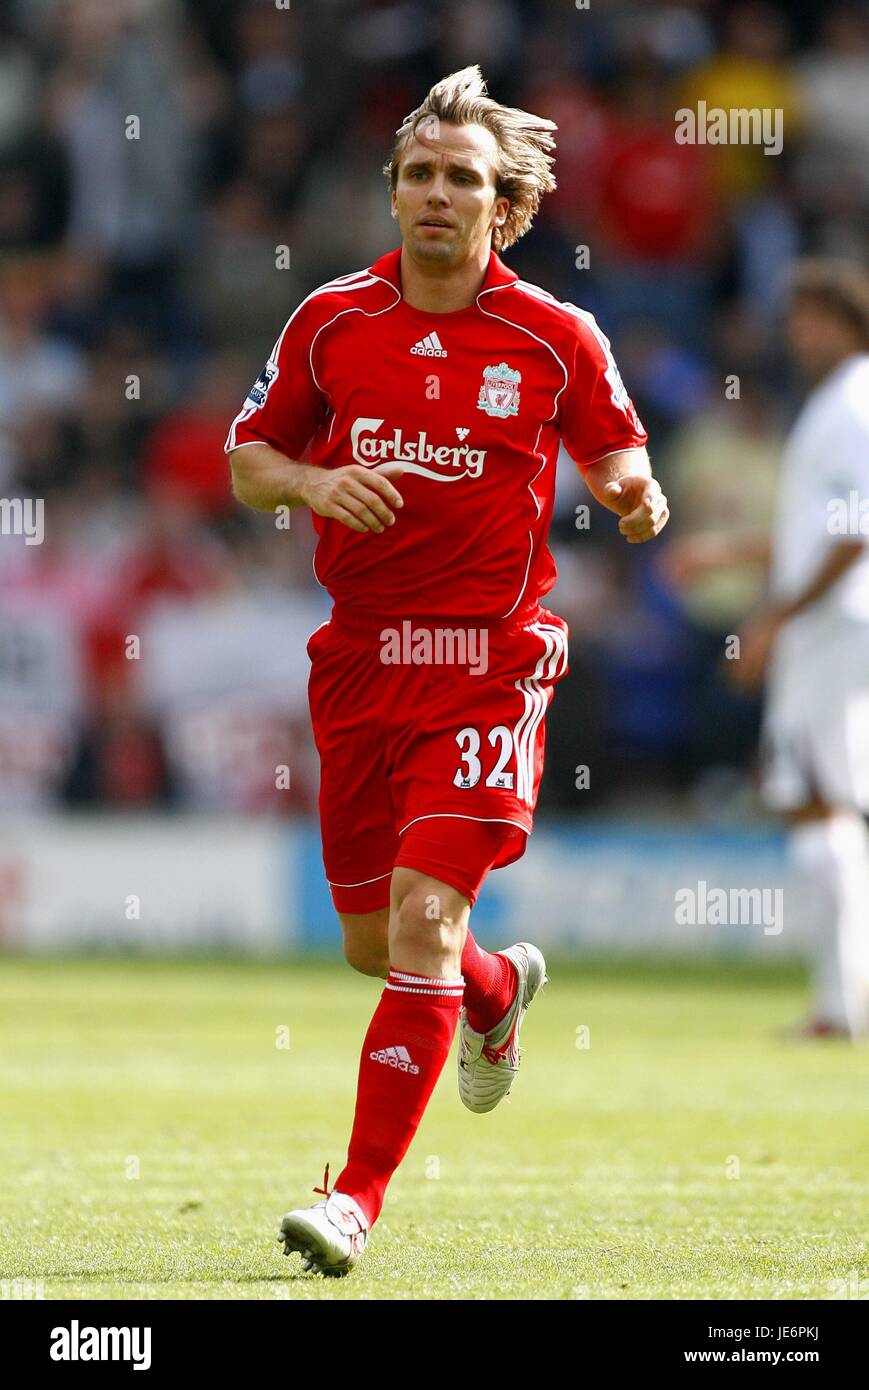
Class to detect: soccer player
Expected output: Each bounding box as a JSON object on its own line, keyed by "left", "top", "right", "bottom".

{"left": 669, "top": 260, "right": 869, "bottom": 1041}
{"left": 226, "top": 67, "right": 668, "bottom": 1275}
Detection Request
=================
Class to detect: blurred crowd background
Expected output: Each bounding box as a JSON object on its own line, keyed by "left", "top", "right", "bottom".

{"left": 1, "top": 0, "right": 867, "bottom": 819}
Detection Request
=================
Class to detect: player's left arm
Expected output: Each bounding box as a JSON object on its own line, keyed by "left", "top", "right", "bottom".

{"left": 559, "top": 312, "right": 667, "bottom": 544}
{"left": 731, "top": 403, "right": 869, "bottom": 689}
{"left": 770, "top": 539, "right": 866, "bottom": 621}
{"left": 582, "top": 447, "right": 670, "bottom": 544}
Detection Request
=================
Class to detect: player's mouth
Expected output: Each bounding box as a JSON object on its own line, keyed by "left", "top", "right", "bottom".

{"left": 417, "top": 217, "right": 455, "bottom": 229}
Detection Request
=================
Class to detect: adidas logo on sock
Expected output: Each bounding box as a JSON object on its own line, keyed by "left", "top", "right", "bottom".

{"left": 370, "top": 1044, "right": 420, "bottom": 1074}
{"left": 410, "top": 332, "right": 447, "bottom": 358}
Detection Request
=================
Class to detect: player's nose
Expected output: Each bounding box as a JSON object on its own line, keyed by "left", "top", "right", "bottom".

{"left": 426, "top": 174, "right": 450, "bottom": 202}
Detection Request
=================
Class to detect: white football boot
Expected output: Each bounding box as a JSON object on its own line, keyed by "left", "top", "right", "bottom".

{"left": 279, "top": 1191, "right": 368, "bottom": 1277}
{"left": 457, "top": 941, "right": 547, "bottom": 1113}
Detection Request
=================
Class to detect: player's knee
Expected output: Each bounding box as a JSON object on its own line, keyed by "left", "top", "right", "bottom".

{"left": 390, "top": 879, "right": 467, "bottom": 959}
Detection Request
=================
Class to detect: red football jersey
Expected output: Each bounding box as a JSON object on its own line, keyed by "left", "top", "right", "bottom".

{"left": 225, "top": 247, "right": 647, "bottom": 619}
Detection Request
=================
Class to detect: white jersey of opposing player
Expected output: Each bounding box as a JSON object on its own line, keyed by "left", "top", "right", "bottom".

{"left": 769, "top": 353, "right": 869, "bottom": 635}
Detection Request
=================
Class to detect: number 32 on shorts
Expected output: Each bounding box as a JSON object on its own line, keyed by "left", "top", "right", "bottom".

{"left": 453, "top": 725, "right": 514, "bottom": 792}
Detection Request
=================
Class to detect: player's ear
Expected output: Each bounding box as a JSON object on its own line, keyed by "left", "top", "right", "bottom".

{"left": 390, "top": 187, "right": 398, "bottom": 220}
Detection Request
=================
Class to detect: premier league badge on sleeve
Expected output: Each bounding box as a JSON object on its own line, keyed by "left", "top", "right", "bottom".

{"left": 477, "top": 362, "right": 521, "bottom": 419}
{"left": 245, "top": 359, "right": 279, "bottom": 409}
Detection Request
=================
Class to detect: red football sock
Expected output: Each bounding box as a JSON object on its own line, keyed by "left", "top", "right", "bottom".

{"left": 333, "top": 969, "right": 463, "bottom": 1227}
{"left": 460, "top": 929, "right": 517, "bottom": 1035}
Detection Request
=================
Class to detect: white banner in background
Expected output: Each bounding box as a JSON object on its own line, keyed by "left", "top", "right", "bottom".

{"left": 0, "top": 816, "right": 291, "bottom": 952}
{"left": 137, "top": 594, "right": 322, "bottom": 708}
{"left": 482, "top": 828, "right": 808, "bottom": 955}
{"left": 135, "top": 594, "right": 326, "bottom": 810}
{"left": 0, "top": 816, "right": 808, "bottom": 958}
{"left": 0, "top": 609, "right": 83, "bottom": 808}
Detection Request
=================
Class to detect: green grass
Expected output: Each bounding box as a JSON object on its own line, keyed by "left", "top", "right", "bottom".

{"left": 0, "top": 955, "right": 866, "bottom": 1300}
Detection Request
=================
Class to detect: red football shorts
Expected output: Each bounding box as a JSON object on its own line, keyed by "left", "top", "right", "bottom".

{"left": 307, "top": 602, "right": 569, "bottom": 914}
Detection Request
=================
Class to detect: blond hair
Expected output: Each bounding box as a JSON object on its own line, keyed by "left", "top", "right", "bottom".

{"left": 384, "top": 65, "right": 557, "bottom": 251}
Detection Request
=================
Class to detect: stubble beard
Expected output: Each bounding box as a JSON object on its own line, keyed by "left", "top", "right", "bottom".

{"left": 408, "top": 231, "right": 461, "bottom": 265}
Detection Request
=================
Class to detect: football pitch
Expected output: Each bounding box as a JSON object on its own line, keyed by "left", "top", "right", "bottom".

{"left": 1, "top": 955, "right": 866, "bottom": 1301}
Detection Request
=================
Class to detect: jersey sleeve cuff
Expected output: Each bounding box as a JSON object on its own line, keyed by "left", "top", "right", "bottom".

{"left": 224, "top": 438, "right": 274, "bottom": 455}
{"left": 572, "top": 442, "right": 649, "bottom": 470}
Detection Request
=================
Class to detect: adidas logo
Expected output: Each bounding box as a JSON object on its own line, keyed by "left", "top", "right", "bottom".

{"left": 410, "top": 332, "right": 447, "bottom": 358}
{"left": 370, "top": 1044, "right": 420, "bottom": 1075}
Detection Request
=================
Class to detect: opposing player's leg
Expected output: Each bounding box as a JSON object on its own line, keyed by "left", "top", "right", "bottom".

{"left": 280, "top": 867, "right": 467, "bottom": 1275}
{"left": 763, "top": 640, "right": 869, "bottom": 1041}
{"left": 786, "top": 795, "right": 869, "bottom": 1040}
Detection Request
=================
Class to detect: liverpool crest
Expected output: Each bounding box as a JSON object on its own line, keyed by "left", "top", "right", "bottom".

{"left": 477, "top": 362, "right": 521, "bottom": 418}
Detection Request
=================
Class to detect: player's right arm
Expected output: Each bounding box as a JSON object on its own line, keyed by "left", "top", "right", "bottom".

{"left": 229, "top": 442, "right": 404, "bottom": 534}
{"left": 225, "top": 293, "right": 403, "bottom": 533}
